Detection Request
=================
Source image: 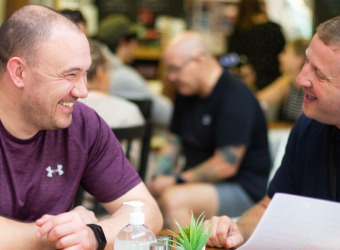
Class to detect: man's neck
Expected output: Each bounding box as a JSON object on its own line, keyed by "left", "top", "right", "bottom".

{"left": 199, "top": 62, "right": 223, "bottom": 98}
{"left": 0, "top": 75, "right": 40, "bottom": 139}
{"left": 0, "top": 99, "right": 39, "bottom": 140}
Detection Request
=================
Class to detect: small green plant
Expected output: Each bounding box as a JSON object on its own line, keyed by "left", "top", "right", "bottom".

{"left": 167, "top": 212, "right": 213, "bottom": 250}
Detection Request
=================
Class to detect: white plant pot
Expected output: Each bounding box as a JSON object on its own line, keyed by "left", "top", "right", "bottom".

{"left": 179, "top": 246, "right": 205, "bottom": 250}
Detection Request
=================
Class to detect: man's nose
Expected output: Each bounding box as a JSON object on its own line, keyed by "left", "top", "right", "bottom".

{"left": 296, "top": 63, "right": 312, "bottom": 88}
{"left": 72, "top": 76, "right": 88, "bottom": 98}
{"left": 167, "top": 72, "right": 178, "bottom": 83}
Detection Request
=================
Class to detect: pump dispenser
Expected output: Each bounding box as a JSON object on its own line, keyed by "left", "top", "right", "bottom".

{"left": 114, "top": 201, "right": 157, "bottom": 250}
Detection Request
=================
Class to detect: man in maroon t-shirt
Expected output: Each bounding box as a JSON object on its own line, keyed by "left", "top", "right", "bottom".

{"left": 0, "top": 5, "right": 162, "bottom": 249}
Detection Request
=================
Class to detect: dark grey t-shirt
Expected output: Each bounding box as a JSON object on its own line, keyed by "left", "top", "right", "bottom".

{"left": 171, "top": 70, "right": 271, "bottom": 202}
{"left": 0, "top": 102, "right": 141, "bottom": 222}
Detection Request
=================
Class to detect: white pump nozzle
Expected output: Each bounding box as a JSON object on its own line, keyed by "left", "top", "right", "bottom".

{"left": 124, "top": 201, "right": 145, "bottom": 225}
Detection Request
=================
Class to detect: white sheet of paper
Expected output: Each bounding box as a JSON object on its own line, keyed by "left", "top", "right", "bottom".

{"left": 237, "top": 193, "right": 340, "bottom": 250}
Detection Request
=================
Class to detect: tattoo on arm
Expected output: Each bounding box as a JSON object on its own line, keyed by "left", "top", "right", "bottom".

{"left": 219, "top": 146, "right": 239, "bottom": 165}
{"left": 193, "top": 164, "right": 218, "bottom": 182}
{"left": 167, "top": 134, "right": 181, "bottom": 145}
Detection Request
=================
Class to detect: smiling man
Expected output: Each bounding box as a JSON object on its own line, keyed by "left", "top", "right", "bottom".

{"left": 0, "top": 5, "right": 162, "bottom": 250}
{"left": 205, "top": 15, "right": 340, "bottom": 249}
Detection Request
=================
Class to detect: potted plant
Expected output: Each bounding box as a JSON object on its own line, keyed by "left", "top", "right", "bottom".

{"left": 167, "top": 212, "right": 212, "bottom": 250}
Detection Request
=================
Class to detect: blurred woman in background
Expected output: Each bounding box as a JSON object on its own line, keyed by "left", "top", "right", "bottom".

{"left": 227, "top": 0, "right": 286, "bottom": 90}
{"left": 256, "top": 38, "right": 309, "bottom": 123}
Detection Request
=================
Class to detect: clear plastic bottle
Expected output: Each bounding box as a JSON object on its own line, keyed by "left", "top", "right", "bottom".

{"left": 114, "top": 201, "right": 157, "bottom": 250}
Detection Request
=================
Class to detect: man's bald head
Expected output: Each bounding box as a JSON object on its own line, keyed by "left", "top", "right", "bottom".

{"left": 0, "top": 5, "right": 82, "bottom": 74}
{"left": 165, "top": 31, "right": 211, "bottom": 59}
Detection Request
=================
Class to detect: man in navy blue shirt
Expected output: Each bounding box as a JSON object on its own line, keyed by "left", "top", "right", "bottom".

{"left": 205, "top": 15, "right": 340, "bottom": 249}
{"left": 148, "top": 31, "right": 270, "bottom": 231}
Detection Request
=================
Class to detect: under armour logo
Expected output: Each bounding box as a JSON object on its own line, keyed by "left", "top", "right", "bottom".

{"left": 46, "top": 165, "right": 64, "bottom": 178}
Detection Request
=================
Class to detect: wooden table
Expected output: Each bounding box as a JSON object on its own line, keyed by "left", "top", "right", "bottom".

{"left": 159, "top": 230, "right": 222, "bottom": 249}
{"left": 268, "top": 121, "right": 293, "bottom": 130}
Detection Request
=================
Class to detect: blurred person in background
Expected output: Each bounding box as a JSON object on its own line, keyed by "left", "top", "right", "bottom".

{"left": 79, "top": 39, "right": 145, "bottom": 128}
{"left": 98, "top": 14, "right": 173, "bottom": 126}
{"left": 62, "top": 9, "right": 145, "bottom": 128}
{"left": 256, "top": 38, "right": 309, "bottom": 123}
{"left": 60, "top": 9, "right": 87, "bottom": 34}
{"left": 148, "top": 31, "right": 271, "bottom": 231}
{"left": 227, "top": 0, "right": 285, "bottom": 90}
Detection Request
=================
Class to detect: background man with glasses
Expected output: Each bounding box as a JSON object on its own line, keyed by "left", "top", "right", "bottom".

{"left": 147, "top": 31, "right": 271, "bottom": 231}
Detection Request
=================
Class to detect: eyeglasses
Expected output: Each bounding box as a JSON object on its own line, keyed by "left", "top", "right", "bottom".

{"left": 165, "top": 57, "right": 195, "bottom": 76}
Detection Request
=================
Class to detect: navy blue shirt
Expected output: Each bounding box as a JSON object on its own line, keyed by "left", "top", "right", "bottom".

{"left": 268, "top": 115, "right": 340, "bottom": 201}
{"left": 171, "top": 70, "right": 271, "bottom": 202}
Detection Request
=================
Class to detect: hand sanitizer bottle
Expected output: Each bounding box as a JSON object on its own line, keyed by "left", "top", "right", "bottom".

{"left": 114, "top": 201, "right": 157, "bottom": 250}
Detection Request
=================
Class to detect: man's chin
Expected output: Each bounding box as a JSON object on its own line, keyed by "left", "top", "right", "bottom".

{"left": 178, "top": 87, "right": 194, "bottom": 96}
{"left": 54, "top": 117, "right": 73, "bottom": 130}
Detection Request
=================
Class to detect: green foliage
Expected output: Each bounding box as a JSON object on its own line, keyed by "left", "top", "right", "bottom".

{"left": 167, "top": 212, "right": 212, "bottom": 250}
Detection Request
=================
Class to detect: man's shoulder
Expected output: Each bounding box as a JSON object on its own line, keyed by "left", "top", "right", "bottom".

{"left": 219, "top": 70, "right": 251, "bottom": 92}
{"left": 217, "top": 70, "right": 258, "bottom": 105}
{"left": 68, "top": 102, "right": 104, "bottom": 133}
{"left": 72, "top": 101, "right": 98, "bottom": 121}
{"left": 292, "top": 115, "right": 329, "bottom": 142}
{"left": 295, "top": 115, "right": 326, "bottom": 131}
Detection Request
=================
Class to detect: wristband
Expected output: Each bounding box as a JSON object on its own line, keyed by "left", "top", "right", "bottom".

{"left": 87, "top": 224, "right": 107, "bottom": 250}
{"left": 171, "top": 173, "right": 186, "bottom": 184}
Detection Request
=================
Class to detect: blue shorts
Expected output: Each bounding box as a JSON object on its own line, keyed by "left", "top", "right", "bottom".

{"left": 215, "top": 182, "right": 254, "bottom": 217}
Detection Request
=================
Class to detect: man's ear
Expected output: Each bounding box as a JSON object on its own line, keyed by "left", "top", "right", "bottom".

{"left": 194, "top": 54, "right": 205, "bottom": 65}
{"left": 7, "top": 57, "right": 26, "bottom": 88}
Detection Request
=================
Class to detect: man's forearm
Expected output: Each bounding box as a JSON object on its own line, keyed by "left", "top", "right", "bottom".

{"left": 182, "top": 145, "right": 246, "bottom": 182}
{"left": 155, "top": 134, "right": 182, "bottom": 175}
{"left": 183, "top": 163, "right": 219, "bottom": 182}
{"left": 182, "top": 158, "right": 238, "bottom": 182}
{"left": 236, "top": 196, "right": 270, "bottom": 242}
{"left": 0, "top": 216, "right": 53, "bottom": 249}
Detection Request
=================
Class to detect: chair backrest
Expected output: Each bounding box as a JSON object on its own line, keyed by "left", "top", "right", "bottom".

{"left": 123, "top": 98, "right": 154, "bottom": 181}
{"left": 112, "top": 125, "right": 146, "bottom": 176}
{"left": 127, "top": 99, "right": 153, "bottom": 120}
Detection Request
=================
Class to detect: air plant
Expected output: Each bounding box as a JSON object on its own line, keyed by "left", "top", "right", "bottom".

{"left": 167, "top": 212, "right": 213, "bottom": 250}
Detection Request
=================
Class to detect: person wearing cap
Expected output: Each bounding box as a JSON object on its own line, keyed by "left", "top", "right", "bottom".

{"left": 60, "top": 9, "right": 87, "bottom": 34}
{"left": 61, "top": 12, "right": 146, "bottom": 129}
{"left": 79, "top": 39, "right": 145, "bottom": 128}
{"left": 147, "top": 31, "right": 271, "bottom": 231}
{"left": 98, "top": 14, "right": 173, "bottom": 126}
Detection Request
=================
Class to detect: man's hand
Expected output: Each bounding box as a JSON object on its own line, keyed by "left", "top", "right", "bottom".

{"left": 204, "top": 215, "right": 244, "bottom": 249}
{"left": 72, "top": 206, "right": 98, "bottom": 224}
{"left": 35, "top": 207, "right": 99, "bottom": 249}
{"left": 147, "top": 175, "right": 176, "bottom": 197}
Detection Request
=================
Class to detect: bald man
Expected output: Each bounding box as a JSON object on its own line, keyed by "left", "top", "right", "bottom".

{"left": 148, "top": 31, "right": 270, "bottom": 231}
{"left": 0, "top": 5, "right": 162, "bottom": 249}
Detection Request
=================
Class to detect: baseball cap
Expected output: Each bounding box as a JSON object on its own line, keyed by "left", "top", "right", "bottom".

{"left": 98, "top": 14, "right": 137, "bottom": 46}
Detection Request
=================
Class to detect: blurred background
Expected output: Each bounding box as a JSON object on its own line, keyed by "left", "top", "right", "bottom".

{"left": 1, "top": 0, "right": 338, "bottom": 100}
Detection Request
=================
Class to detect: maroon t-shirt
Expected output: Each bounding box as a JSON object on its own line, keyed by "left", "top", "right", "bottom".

{"left": 0, "top": 102, "right": 141, "bottom": 222}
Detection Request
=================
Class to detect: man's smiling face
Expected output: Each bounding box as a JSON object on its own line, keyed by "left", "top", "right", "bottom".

{"left": 296, "top": 34, "right": 340, "bottom": 127}
{"left": 20, "top": 27, "right": 91, "bottom": 131}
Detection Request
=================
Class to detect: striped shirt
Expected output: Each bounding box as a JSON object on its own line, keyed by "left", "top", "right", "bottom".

{"left": 280, "top": 83, "right": 304, "bottom": 122}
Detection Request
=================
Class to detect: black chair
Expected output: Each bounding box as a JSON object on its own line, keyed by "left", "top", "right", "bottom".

{"left": 112, "top": 124, "right": 147, "bottom": 177}
{"left": 124, "top": 98, "right": 153, "bottom": 181}
{"left": 127, "top": 99, "right": 153, "bottom": 120}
